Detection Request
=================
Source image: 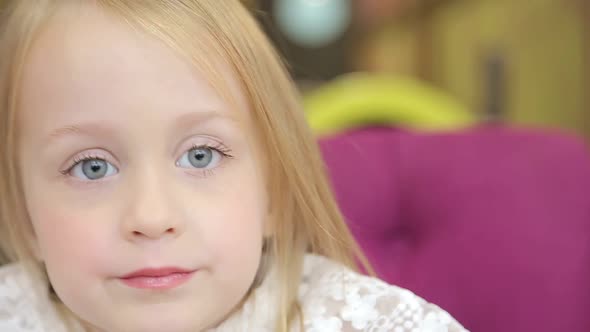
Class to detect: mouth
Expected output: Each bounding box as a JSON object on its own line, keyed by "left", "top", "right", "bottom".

{"left": 119, "top": 267, "right": 196, "bottom": 290}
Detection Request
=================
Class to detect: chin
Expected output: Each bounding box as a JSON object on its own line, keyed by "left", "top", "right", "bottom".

{"left": 114, "top": 321, "right": 201, "bottom": 332}
{"left": 97, "top": 314, "right": 210, "bottom": 332}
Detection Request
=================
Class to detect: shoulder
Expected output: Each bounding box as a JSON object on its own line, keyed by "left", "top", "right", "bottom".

{"left": 299, "top": 255, "right": 469, "bottom": 332}
{"left": 0, "top": 263, "right": 66, "bottom": 332}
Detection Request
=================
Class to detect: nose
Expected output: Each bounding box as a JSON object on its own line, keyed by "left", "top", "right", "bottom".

{"left": 121, "top": 170, "right": 185, "bottom": 241}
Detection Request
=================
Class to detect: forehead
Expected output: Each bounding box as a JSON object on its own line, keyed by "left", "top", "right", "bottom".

{"left": 18, "top": 3, "right": 249, "bottom": 131}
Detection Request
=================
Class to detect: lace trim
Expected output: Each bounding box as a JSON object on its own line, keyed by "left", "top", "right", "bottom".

{"left": 1, "top": 256, "right": 468, "bottom": 332}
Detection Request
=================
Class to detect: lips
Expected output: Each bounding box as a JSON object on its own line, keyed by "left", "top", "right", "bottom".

{"left": 119, "top": 267, "right": 196, "bottom": 290}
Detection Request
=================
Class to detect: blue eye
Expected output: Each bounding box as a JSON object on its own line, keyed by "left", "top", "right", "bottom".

{"left": 177, "top": 146, "right": 222, "bottom": 169}
{"left": 70, "top": 158, "right": 118, "bottom": 180}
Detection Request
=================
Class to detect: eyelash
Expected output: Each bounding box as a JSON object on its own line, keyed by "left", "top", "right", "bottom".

{"left": 185, "top": 143, "right": 234, "bottom": 178}
{"left": 191, "top": 143, "right": 234, "bottom": 160}
{"left": 59, "top": 143, "right": 234, "bottom": 177}
{"left": 59, "top": 153, "right": 108, "bottom": 176}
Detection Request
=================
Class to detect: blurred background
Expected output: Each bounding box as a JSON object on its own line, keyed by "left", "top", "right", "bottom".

{"left": 238, "top": 3, "right": 590, "bottom": 332}
{"left": 243, "top": 0, "right": 589, "bottom": 141}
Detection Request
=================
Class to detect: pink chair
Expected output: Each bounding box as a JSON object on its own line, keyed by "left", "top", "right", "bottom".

{"left": 319, "top": 126, "right": 590, "bottom": 332}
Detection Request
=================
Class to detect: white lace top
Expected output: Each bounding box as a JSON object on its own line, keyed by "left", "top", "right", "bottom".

{"left": 0, "top": 255, "right": 468, "bottom": 332}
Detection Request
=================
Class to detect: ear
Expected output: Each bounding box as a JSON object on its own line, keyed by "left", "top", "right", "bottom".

{"left": 25, "top": 223, "right": 43, "bottom": 262}
{"left": 262, "top": 187, "right": 277, "bottom": 237}
{"left": 29, "top": 238, "right": 43, "bottom": 262}
{"left": 263, "top": 208, "right": 275, "bottom": 237}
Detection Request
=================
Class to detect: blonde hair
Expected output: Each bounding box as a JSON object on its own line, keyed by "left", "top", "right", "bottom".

{"left": 0, "top": 0, "right": 370, "bottom": 330}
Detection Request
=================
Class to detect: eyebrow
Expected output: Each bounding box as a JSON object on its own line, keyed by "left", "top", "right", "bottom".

{"left": 46, "top": 122, "right": 118, "bottom": 147}
{"left": 172, "top": 110, "right": 239, "bottom": 134}
{"left": 45, "top": 110, "right": 237, "bottom": 147}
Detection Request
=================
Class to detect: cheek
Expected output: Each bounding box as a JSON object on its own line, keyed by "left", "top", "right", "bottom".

{"left": 209, "top": 193, "right": 264, "bottom": 252}
{"left": 29, "top": 205, "right": 118, "bottom": 311}
{"left": 29, "top": 203, "right": 114, "bottom": 277}
{"left": 199, "top": 170, "right": 268, "bottom": 274}
{"left": 21, "top": 170, "right": 113, "bottom": 271}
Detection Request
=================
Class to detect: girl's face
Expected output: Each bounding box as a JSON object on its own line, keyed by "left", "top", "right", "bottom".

{"left": 17, "top": 5, "right": 268, "bottom": 332}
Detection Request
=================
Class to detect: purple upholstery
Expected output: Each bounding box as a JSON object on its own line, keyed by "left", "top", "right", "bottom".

{"left": 319, "top": 126, "right": 590, "bottom": 332}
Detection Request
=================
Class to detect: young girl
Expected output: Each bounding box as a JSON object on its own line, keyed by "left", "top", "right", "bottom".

{"left": 0, "top": 1, "right": 468, "bottom": 331}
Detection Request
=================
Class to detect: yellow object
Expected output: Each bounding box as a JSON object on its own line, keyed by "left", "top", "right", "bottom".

{"left": 304, "top": 73, "right": 476, "bottom": 136}
{"left": 429, "top": 0, "right": 586, "bottom": 138}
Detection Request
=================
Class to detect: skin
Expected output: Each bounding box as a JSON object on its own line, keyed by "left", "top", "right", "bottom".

{"left": 17, "top": 4, "right": 268, "bottom": 332}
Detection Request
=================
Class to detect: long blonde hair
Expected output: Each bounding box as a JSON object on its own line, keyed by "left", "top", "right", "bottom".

{"left": 0, "top": 0, "right": 370, "bottom": 330}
